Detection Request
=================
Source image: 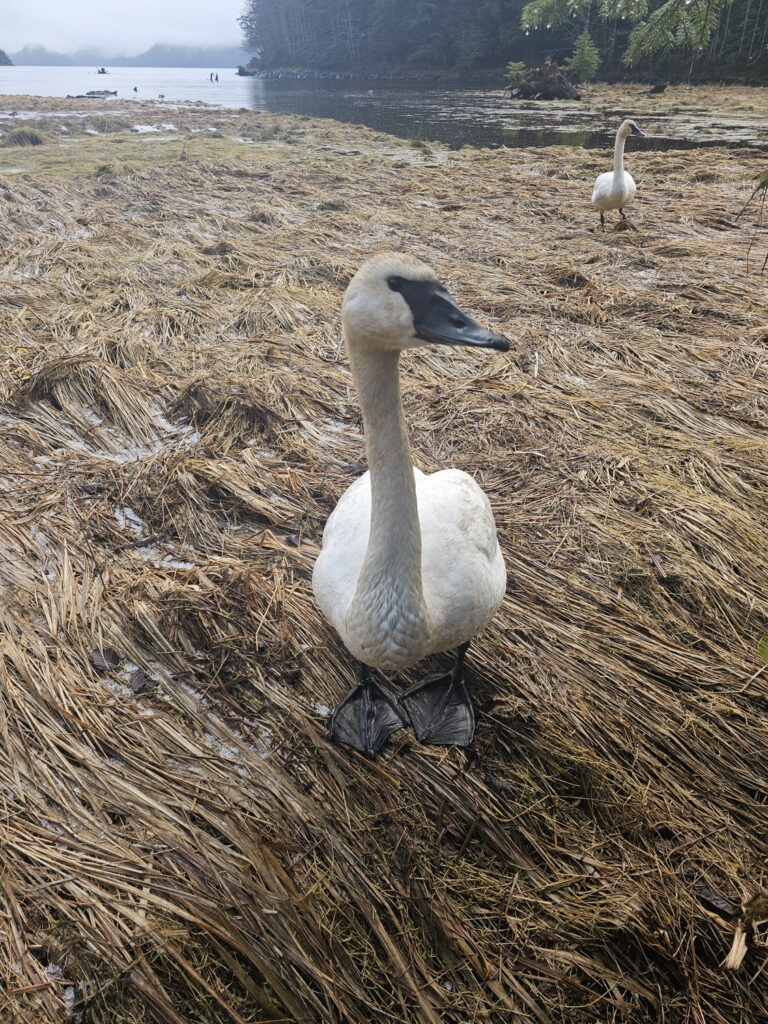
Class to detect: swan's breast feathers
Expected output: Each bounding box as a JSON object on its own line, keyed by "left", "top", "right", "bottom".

{"left": 312, "top": 467, "right": 506, "bottom": 670}
{"left": 591, "top": 171, "right": 637, "bottom": 211}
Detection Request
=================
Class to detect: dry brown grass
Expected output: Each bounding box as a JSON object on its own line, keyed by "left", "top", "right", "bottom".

{"left": 1, "top": 96, "right": 767, "bottom": 1023}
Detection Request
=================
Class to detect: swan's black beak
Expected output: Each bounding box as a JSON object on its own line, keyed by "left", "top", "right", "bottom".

{"left": 416, "top": 292, "right": 510, "bottom": 351}
{"left": 390, "top": 275, "right": 509, "bottom": 352}
{"left": 630, "top": 123, "right": 645, "bottom": 137}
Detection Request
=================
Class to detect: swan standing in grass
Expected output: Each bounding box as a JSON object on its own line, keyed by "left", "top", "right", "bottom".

{"left": 591, "top": 119, "right": 645, "bottom": 229}
{"left": 312, "top": 254, "right": 509, "bottom": 758}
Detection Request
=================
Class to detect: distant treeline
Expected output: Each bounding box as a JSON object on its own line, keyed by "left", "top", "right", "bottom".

{"left": 0, "top": 49, "right": 12, "bottom": 66}
{"left": 8, "top": 44, "right": 248, "bottom": 68}
{"left": 239, "top": 0, "right": 768, "bottom": 80}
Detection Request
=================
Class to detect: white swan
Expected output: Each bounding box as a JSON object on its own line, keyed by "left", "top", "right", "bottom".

{"left": 312, "top": 254, "right": 509, "bottom": 758}
{"left": 591, "top": 119, "right": 645, "bottom": 229}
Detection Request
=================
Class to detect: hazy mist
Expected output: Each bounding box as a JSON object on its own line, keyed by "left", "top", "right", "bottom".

{"left": 4, "top": 0, "right": 246, "bottom": 54}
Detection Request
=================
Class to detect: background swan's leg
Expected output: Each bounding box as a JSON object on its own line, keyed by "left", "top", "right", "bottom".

{"left": 599, "top": 211, "right": 605, "bottom": 231}
{"left": 329, "top": 664, "right": 407, "bottom": 758}
{"left": 401, "top": 642, "right": 475, "bottom": 747}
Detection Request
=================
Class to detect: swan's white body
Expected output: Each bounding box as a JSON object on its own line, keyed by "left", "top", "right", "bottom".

{"left": 591, "top": 119, "right": 641, "bottom": 215}
{"left": 591, "top": 169, "right": 636, "bottom": 213}
{"left": 312, "top": 255, "right": 506, "bottom": 674}
{"left": 314, "top": 465, "right": 506, "bottom": 671}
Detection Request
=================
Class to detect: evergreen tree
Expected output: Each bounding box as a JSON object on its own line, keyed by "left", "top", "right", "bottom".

{"left": 565, "top": 29, "right": 601, "bottom": 80}
{"left": 0, "top": 49, "right": 12, "bottom": 66}
{"left": 238, "top": 0, "right": 768, "bottom": 76}
{"left": 521, "top": 0, "right": 768, "bottom": 69}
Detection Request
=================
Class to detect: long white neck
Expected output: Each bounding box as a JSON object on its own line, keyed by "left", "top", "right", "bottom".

{"left": 347, "top": 344, "right": 427, "bottom": 624}
{"left": 613, "top": 129, "right": 627, "bottom": 181}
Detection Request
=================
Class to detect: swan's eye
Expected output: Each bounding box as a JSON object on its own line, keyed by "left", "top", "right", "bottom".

{"left": 388, "top": 276, "right": 402, "bottom": 292}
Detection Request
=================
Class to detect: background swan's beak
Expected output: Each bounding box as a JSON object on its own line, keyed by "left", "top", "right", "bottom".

{"left": 414, "top": 293, "right": 509, "bottom": 352}
{"left": 631, "top": 123, "right": 645, "bottom": 137}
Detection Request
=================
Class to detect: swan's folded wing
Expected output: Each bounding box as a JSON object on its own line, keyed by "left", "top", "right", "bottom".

{"left": 591, "top": 171, "right": 611, "bottom": 205}
{"left": 417, "top": 469, "right": 506, "bottom": 642}
{"left": 312, "top": 473, "right": 371, "bottom": 629}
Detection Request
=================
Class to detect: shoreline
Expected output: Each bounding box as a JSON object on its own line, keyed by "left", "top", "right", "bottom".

{"left": 2, "top": 81, "right": 768, "bottom": 152}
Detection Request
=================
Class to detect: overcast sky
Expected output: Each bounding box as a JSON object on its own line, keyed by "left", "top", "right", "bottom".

{"left": 4, "top": 0, "right": 247, "bottom": 54}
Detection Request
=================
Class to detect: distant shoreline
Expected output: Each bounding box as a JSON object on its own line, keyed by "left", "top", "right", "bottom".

{"left": 7, "top": 43, "right": 250, "bottom": 69}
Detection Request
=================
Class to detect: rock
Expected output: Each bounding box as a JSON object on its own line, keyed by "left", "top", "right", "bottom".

{"left": 508, "top": 65, "right": 580, "bottom": 101}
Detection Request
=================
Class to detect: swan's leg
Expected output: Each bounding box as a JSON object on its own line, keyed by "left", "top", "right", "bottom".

{"left": 599, "top": 211, "right": 605, "bottom": 231}
{"left": 329, "top": 664, "right": 407, "bottom": 759}
{"left": 401, "top": 642, "right": 475, "bottom": 747}
{"left": 619, "top": 208, "right": 628, "bottom": 219}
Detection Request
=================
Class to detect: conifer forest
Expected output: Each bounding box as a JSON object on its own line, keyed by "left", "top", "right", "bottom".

{"left": 240, "top": 0, "right": 768, "bottom": 80}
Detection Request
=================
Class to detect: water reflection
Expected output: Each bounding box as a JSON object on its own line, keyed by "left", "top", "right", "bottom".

{"left": 499, "top": 127, "right": 736, "bottom": 151}
{"left": 247, "top": 77, "right": 768, "bottom": 152}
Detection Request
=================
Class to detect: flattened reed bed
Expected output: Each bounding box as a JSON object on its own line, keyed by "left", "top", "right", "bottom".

{"left": 1, "top": 95, "right": 768, "bottom": 1023}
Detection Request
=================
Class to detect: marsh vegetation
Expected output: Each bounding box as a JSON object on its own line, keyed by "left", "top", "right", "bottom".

{"left": 1, "top": 90, "right": 767, "bottom": 1023}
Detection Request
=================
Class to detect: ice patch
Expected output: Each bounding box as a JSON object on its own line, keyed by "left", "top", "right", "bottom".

{"left": 101, "top": 676, "right": 133, "bottom": 699}
{"left": 114, "top": 506, "right": 147, "bottom": 536}
{"left": 81, "top": 405, "right": 103, "bottom": 426}
{"left": 159, "top": 556, "right": 195, "bottom": 569}
{"left": 64, "top": 986, "right": 76, "bottom": 1016}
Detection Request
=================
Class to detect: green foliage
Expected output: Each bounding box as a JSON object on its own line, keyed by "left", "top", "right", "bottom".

{"left": 622, "top": 0, "right": 723, "bottom": 66}
{"left": 597, "top": 0, "right": 649, "bottom": 18}
{"left": 521, "top": 0, "right": 591, "bottom": 31}
{"left": 522, "top": 0, "right": 768, "bottom": 72}
{"left": 504, "top": 60, "right": 528, "bottom": 84}
{"left": 238, "top": 0, "right": 768, "bottom": 75}
{"left": 565, "top": 30, "right": 601, "bottom": 81}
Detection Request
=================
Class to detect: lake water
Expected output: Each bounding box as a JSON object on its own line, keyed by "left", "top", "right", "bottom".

{"left": 1, "top": 65, "right": 767, "bottom": 152}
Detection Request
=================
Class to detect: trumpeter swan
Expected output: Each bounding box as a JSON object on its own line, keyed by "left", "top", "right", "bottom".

{"left": 591, "top": 119, "right": 645, "bottom": 230}
{"left": 312, "top": 254, "right": 509, "bottom": 758}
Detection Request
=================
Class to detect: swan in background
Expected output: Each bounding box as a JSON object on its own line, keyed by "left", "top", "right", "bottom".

{"left": 313, "top": 254, "right": 509, "bottom": 758}
{"left": 591, "top": 119, "right": 645, "bottom": 229}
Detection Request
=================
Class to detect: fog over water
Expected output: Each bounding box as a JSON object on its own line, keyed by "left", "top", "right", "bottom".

{"left": 3, "top": 0, "right": 244, "bottom": 53}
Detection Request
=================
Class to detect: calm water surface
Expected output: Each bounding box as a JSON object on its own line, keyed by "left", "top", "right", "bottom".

{"left": 1, "top": 65, "right": 766, "bottom": 151}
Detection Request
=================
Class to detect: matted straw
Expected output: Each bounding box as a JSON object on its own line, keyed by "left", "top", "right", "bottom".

{"left": 0, "top": 90, "right": 767, "bottom": 1023}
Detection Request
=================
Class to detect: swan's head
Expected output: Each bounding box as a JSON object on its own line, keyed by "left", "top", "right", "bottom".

{"left": 619, "top": 119, "right": 645, "bottom": 139}
{"left": 342, "top": 253, "right": 509, "bottom": 355}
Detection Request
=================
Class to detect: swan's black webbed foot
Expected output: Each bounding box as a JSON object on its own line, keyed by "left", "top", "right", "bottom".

{"left": 329, "top": 665, "right": 407, "bottom": 759}
{"left": 401, "top": 642, "right": 475, "bottom": 746}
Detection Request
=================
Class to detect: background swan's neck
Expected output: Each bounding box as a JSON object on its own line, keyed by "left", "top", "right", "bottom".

{"left": 347, "top": 344, "right": 426, "bottom": 619}
{"left": 613, "top": 130, "right": 626, "bottom": 179}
